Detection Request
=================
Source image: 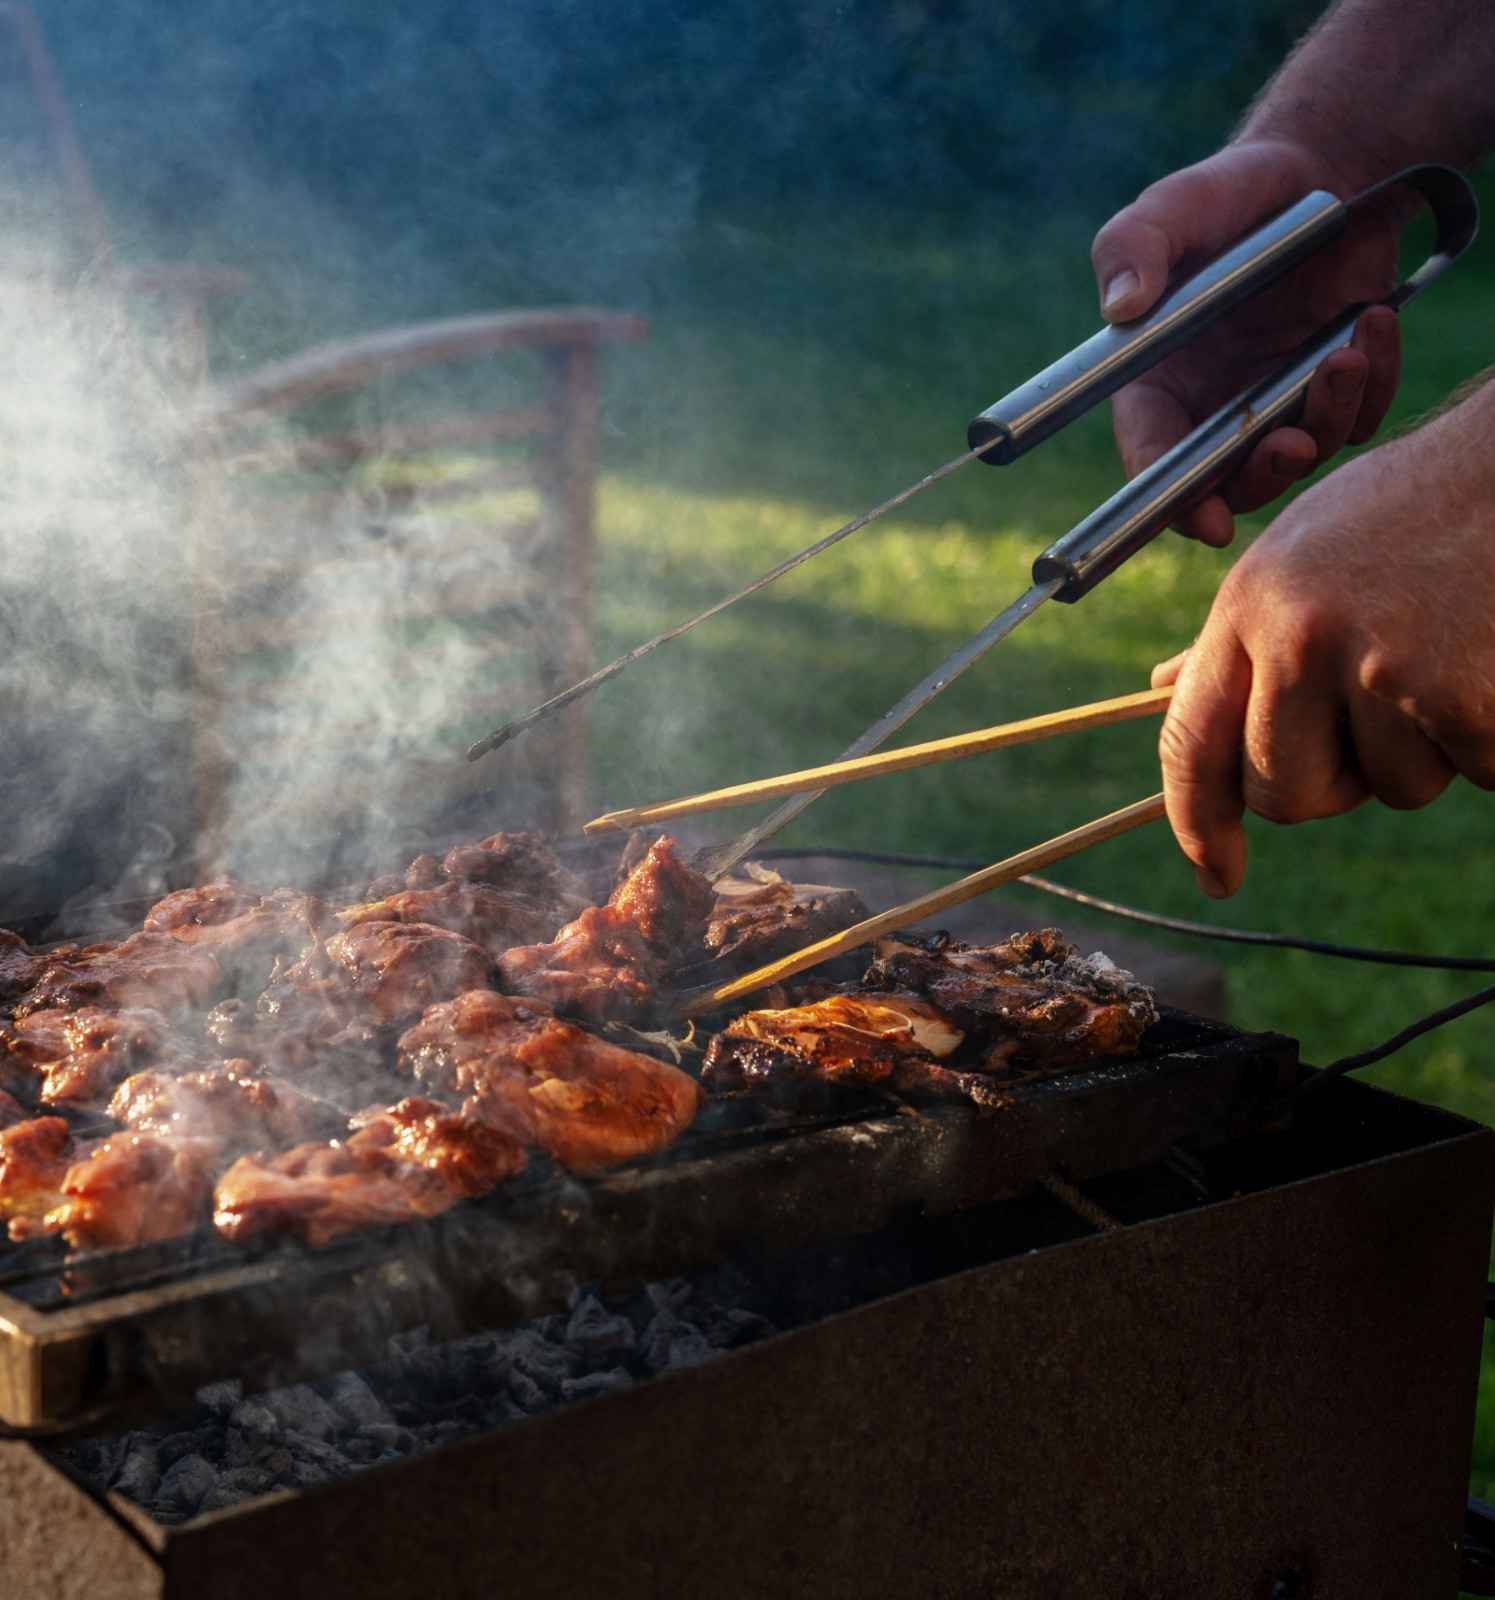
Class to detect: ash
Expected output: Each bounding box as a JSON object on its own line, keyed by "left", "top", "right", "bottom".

{"left": 49, "top": 1266, "right": 774, "bottom": 1524}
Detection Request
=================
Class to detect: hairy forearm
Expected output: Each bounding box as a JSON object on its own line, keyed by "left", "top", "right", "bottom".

{"left": 1239, "top": 0, "right": 1495, "bottom": 190}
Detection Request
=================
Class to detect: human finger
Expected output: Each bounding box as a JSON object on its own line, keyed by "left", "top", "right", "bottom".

{"left": 1220, "top": 427, "right": 1319, "bottom": 517}
{"left": 1156, "top": 617, "right": 1252, "bottom": 897}
{"left": 1092, "top": 142, "right": 1317, "bottom": 323}
{"left": 1297, "top": 346, "right": 1370, "bottom": 466}
{"left": 1346, "top": 694, "right": 1456, "bottom": 810}
{"left": 1347, "top": 305, "right": 1401, "bottom": 444}
{"left": 1150, "top": 648, "right": 1190, "bottom": 689}
{"left": 1240, "top": 666, "right": 1369, "bottom": 825}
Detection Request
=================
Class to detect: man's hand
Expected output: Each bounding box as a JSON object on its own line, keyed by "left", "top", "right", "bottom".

{"left": 1151, "top": 382, "right": 1495, "bottom": 897}
{"left": 1092, "top": 138, "right": 1405, "bottom": 547}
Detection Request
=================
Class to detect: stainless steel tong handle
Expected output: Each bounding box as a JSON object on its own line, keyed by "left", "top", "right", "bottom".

{"left": 1023, "top": 163, "right": 1480, "bottom": 601}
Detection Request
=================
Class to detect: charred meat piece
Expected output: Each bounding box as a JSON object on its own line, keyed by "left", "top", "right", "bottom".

{"left": 0, "top": 1089, "right": 27, "bottom": 1129}
{"left": 701, "top": 993, "right": 966, "bottom": 1101}
{"left": 608, "top": 835, "right": 715, "bottom": 963}
{"left": 439, "top": 831, "right": 590, "bottom": 917}
{"left": 398, "top": 989, "right": 703, "bottom": 1172}
{"left": 334, "top": 881, "right": 560, "bottom": 959}
{"left": 14, "top": 932, "right": 221, "bottom": 1019}
{"left": 142, "top": 884, "right": 321, "bottom": 992}
{"left": 863, "top": 931, "right": 1157, "bottom": 1069}
{"left": 0, "top": 930, "right": 45, "bottom": 1008}
{"left": 0, "top": 1116, "right": 78, "bottom": 1232}
{"left": 260, "top": 922, "right": 494, "bottom": 1029}
{"left": 110, "top": 1063, "right": 346, "bottom": 1150}
{"left": 213, "top": 1096, "right": 525, "bottom": 1249}
{"left": 698, "top": 869, "right": 870, "bottom": 979}
{"left": 497, "top": 907, "right": 661, "bottom": 1024}
{"left": 0, "top": 1006, "right": 181, "bottom": 1109}
{"left": 15, "top": 1131, "right": 220, "bottom": 1251}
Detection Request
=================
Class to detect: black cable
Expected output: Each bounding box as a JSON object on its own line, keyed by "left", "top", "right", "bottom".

{"left": 757, "top": 846, "right": 1495, "bottom": 973}
{"left": 759, "top": 844, "right": 1495, "bottom": 1082}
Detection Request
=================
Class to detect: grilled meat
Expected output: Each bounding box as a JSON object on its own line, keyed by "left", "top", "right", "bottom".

{"left": 440, "top": 830, "right": 590, "bottom": 914}
{"left": 863, "top": 931, "right": 1157, "bottom": 1069}
{"left": 0, "top": 1089, "right": 27, "bottom": 1129}
{"left": 14, "top": 932, "right": 221, "bottom": 1019}
{"left": 0, "top": 1116, "right": 77, "bottom": 1231}
{"left": 0, "top": 1006, "right": 182, "bottom": 1109}
{"left": 15, "top": 1131, "right": 220, "bottom": 1251}
{"left": 109, "top": 1063, "right": 345, "bottom": 1149}
{"left": 397, "top": 989, "right": 703, "bottom": 1172}
{"left": 498, "top": 907, "right": 661, "bottom": 1024}
{"left": 203, "top": 997, "right": 390, "bottom": 1105}
{"left": 213, "top": 1096, "right": 525, "bottom": 1248}
{"left": 496, "top": 835, "right": 713, "bottom": 1022}
{"left": 260, "top": 923, "right": 494, "bottom": 1030}
{"left": 701, "top": 993, "right": 967, "bottom": 1101}
{"left": 0, "top": 930, "right": 45, "bottom": 1008}
{"left": 142, "top": 883, "right": 321, "bottom": 992}
{"left": 699, "top": 870, "right": 870, "bottom": 978}
{"left": 334, "top": 881, "right": 560, "bottom": 958}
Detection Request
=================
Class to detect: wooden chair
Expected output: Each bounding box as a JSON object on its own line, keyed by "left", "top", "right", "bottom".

{"left": 183, "top": 309, "right": 647, "bottom": 871}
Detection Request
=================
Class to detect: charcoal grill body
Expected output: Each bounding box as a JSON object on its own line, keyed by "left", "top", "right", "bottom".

{"left": 2, "top": 1070, "right": 1490, "bottom": 1599}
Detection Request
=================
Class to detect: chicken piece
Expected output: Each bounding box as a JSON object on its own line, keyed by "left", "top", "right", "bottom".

{"left": 0, "top": 1116, "right": 77, "bottom": 1232}
{"left": 0, "top": 1090, "right": 27, "bottom": 1129}
{"left": 701, "top": 993, "right": 966, "bottom": 1101}
{"left": 202, "top": 997, "right": 390, "bottom": 1105}
{"left": 607, "top": 835, "right": 715, "bottom": 963}
{"left": 110, "top": 1063, "right": 346, "bottom": 1150}
{"left": 14, "top": 1131, "right": 219, "bottom": 1251}
{"left": 260, "top": 922, "right": 494, "bottom": 1029}
{"left": 439, "top": 831, "right": 590, "bottom": 917}
{"left": 497, "top": 907, "right": 661, "bottom": 1024}
{"left": 213, "top": 1096, "right": 525, "bottom": 1249}
{"left": 334, "top": 881, "right": 560, "bottom": 958}
{"left": 698, "top": 870, "right": 870, "bottom": 978}
{"left": 0, "top": 1006, "right": 181, "bottom": 1109}
{"left": 14, "top": 931, "right": 221, "bottom": 1019}
{"left": 142, "top": 884, "right": 321, "bottom": 992}
{"left": 397, "top": 989, "right": 703, "bottom": 1172}
{"left": 862, "top": 931, "right": 1157, "bottom": 1069}
{"left": 0, "top": 929, "right": 45, "bottom": 1007}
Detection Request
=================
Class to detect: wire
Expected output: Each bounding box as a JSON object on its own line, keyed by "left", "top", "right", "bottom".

{"left": 757, "top": 846, "right": 1495, "bottom": 972}
{"left": 758, "top": 844, "right": 1495, "bottom": 1081}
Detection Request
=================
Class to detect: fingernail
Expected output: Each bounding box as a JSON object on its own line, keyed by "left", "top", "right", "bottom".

{"left": 1102, "top": 269, "right": 1140, "bottom": 315}
{"left": 1196, "top": 866, "right": 1227, "bottom": 899}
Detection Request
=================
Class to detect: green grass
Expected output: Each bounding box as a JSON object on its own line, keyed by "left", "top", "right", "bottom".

{"left": 534, "top": 184, "right": 1495, "bottom": 1490}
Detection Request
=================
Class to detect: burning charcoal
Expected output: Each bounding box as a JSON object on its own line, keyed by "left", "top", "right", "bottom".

{"left": 714, "top": 1307, "right": 775, "bottom": 1347}
{"left": 565, "top": 1292, "right": 637, "bottom": 1361}
{"left": 644, "top": 1277, "right": 694, "bottom": 1315}
{"left": 196, "top": 1379, "right": 243, "bottom": 1418}
{"left": 156, "top": 1428, "right": 223, "bottom": 1471}
{"left": 155, "top": 1453, "right": 219, "bottom": 1517}
{"left": 640, "top": 1307, "right": 713, "bottom": 1373}
{"left": 229, "top": 1396, "right": 282, "bottom": 1438}
{"left": 290, "top": 1460, "right": 332, "bottom": 1491}
{"left": 288, "top": 1435, "right": 349, "bottom": 1472}
{"left": 359, "top": 1422, "right": 415, "bottom": 1454}
{"left": 341, "top": 1437, "right": 380, "bottom": 1466}
{"left": 507, "top": 1367, "right": 548, "bottom": 1414}
{"left": 111, "top": 1441, "right": 162, "bottom": 1504}
{"left": 560, "top": 1369, "right": 633, "bottom": 1402}
{"left": 259, "top": 1383, "right": 342, "bottom": 1444}
{"left": 325, "top": 1370, "right": 392, "bottom": 1429}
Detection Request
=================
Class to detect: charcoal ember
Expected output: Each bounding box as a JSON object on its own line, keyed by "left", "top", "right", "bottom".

{"left": 291, "top": 1460, "right": 331, "bottom": 1490}
{"left": 258, "top": 1383, "right": 343, "bottom": 1443}
{"left": 565, "top": 1292, "right": 637, "bottom": 1360}
{"left": 640, "top": 1307, "right": 713, "bottom": 1373}
{"left": 503, "top": 1328, "right": 576, "bottom": 1395}
{"left": 229, "top": 1397, "right": 282, "bottom": 1438}
{"left": 360, "top": 1422, "right": 415, "bottom": 1454}
{"left": 325, "top": 1371, "right": 393, "bottom": 1429}
{"left": 341, "top": 1437, "right": 380, "bottom": 1466}
{"left": 111, "top": 1440, "right": 162, "bottom": 1504}
{"left": 196, "top": 1379, "right": 243, "bottom": 1418}
{"left": 561, "top": 1369, "right": 633, "bottom": 1402}
{"left": 157, "top": 1427, "right": 223, "bottom": 1471}
{"left": 507, "top": 1367, "right": 548, "bottom": 1414}
{"left": 155, "top": 1452, "right": 219, "bottom": 1517}
{"left": 288, "top": 1435, "right": 350, "bottom": 1471}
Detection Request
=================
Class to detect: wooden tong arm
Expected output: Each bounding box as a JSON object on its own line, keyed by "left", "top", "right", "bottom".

{"left": 679, "top": 792, "right": 1167, "bottom": 1015}
{"left": 588, "top": 685, "right": 1171, "bottom": 836}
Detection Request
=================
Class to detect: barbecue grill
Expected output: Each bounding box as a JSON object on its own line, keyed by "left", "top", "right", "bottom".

{"left": 1, "top": 1053, "right": 1490, "bottom": 1598}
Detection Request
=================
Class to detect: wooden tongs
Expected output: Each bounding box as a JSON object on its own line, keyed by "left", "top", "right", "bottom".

{"left": 580, "top": 685, "right": 1175, "bottom": 1014}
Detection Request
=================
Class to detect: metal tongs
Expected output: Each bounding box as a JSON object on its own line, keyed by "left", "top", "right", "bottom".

{"left": 471, "top": 164, "right": 1479, "bottom": 877}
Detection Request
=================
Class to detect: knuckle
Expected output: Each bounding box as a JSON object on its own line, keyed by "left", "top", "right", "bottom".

{"left": 1156, "top": 712, "right": 1215, "bottom": 777}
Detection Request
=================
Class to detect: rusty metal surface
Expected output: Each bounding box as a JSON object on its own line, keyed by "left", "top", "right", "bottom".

{"left": 0, "top": 1012, "right": 1296, "bottom": 1433}
{"left": 3, "top": 1071, "right": 1488, "bottom": 1600}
